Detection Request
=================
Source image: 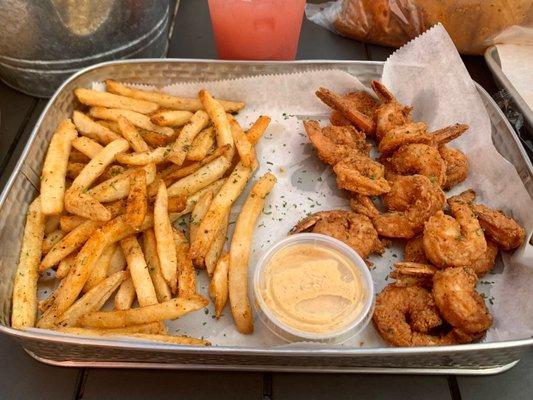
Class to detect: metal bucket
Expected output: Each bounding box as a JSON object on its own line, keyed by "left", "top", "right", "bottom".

{"left": 0, "top": 0, "right": 171, "bottom": 98}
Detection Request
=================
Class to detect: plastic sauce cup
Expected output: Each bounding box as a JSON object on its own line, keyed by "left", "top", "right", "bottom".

{"left": 253, "top": 233, "right": 375, "bottom": 344}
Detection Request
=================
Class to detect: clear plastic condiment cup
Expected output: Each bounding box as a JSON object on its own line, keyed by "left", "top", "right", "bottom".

{"left": 253, "top": 233, "right": 375, "bottom": 344}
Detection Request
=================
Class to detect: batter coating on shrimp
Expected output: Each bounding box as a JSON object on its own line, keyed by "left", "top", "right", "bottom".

{"left": 290, "top": 210, "right": 384, "bottom": 259}
{"left": 439, "top": 145, "right": 468, "bottom": 190}
{"left": 371, "top": 81, "right": 413, "bottom": 141}
{"left": 404, "top": 236, "right": 429, "bottom": 264}
{"left": 333, "top": 155, "right": 391, "bottom": 196}
{"left": 330, "top": 91, "right": 379, "bottom": 128}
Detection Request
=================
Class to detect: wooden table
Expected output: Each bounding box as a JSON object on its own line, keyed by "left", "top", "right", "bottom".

{"left": 0, "top": 1, "right": 531, "bottom": 398}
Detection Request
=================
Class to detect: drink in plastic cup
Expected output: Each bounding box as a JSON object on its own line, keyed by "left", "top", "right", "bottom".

{"left": 207, "top": 0, "right": 306, "bottom": 60}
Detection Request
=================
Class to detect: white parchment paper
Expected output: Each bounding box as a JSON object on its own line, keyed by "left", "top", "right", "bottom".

{"left": 78, "top": 24, "right": 533, "bottom": 347}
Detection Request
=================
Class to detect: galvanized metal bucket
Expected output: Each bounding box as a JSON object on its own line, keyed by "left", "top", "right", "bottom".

{"left": 0, "top": 0, "right": 171, "bottom": 97}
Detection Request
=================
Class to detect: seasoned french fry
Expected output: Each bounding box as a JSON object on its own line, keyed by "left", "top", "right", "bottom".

{"left": 199, "top": 90, "right": 234, "bottom": 160}
{"left": 84, "top": 244, "right": 116, "bottom": 292}
{"left": 58, "top": 321, "right": 165, "bottom": 336}
{"left": 56, "top": 255, "right": 75, "bottom": 279}
{"left": 107, "top": 246, "right": 126, "bottom": 275}
{"left": 125, "top": 169, "right": 147, "bottom": 230}
{"left": 114, "top": 277, "right": 136, "bottom": 310}
{"left": 59, "top": 215, "right": 89, "bottom": 232}
{"left": 116, "top": 145, "right": 170, "bottom": 166}
{"left": 73, "top": 111, "right": 121, "bottom": 144}
{"left": 189, "top": 162, "right": 253, "bottom": 259}
{"left": 246, "top": 115, "right": 271, "bottom": 145}
{"left": 45, "top": 215, "right": 60, "bottom": 235}
{"left": 173, "top": 229, "right": 196, "bottom": 297}
{"left": 189, "top": 191, "right": 213, "bottom": 251}
{"left": 40, "top": 120, "right": 77, "bottom": 215}
{"left": 98, "top": 165, "right": 126, "bottom": 183}
{"left": 69, "top": 150, "right": 90, "bottom": 163}
{"left": 126, "top": 333, "right": 210, "bottom": 346}
{"left": 38, "top": 214, "right": 154, "bottom": 328}
{"left": 71, "top": 136, "right": 104, "bottom": 159}
{"left": 12, "top": 198, "right": 45, "bottom": 329}
{"left": 66, "top": 162, "right": 85, "bottom": 180}
{"left": 106, "top": 80, "right": 244, "bottom": 112}
{"left": 65, "top": 190, "right": 113, "bottom": 222}
{"left": 142, "top": 229, "right": 172, "bottom": 303}
{"left": 209, "top": 252, "right": 229, "bottom": 318}
{"left": 117, "top": 116, "right": 149, "bottom": 152}
{"left": 167, "top": 110, "right": 210, "bottom": 165}
{"left": 154, "top": 182, "right": 178, "bottom": 293}
{"left": 150, "top": 110, "right": 194, "bottom": 127}
{"left": 57, "top": 271, "right": 127, "bottom": 327}
{"left": 169, "top": 179, "right": 227, "bottom": 222}
{"left": 40, "top": 219, "right": 101, "bottom": 271}
{"left": 187, "top": 127, "right": 215, "bottom": 161}
{"left": 229, "top": 119, "right": 255, "bottom": 167}
{"left": 89, "top": 163, "right": 155, "bottom": 203}
{"left": 140, "top": 130, "right": 172, "bottom": 147}
{"left": 229, "top": 173, "right": 276, "bottom": 334}
{"left": 75, "top": 88, "right": 159, "bottom": 114}
{"left": 88, "top": 107, "right": 174, "bottom": 137}
{"left": 167, "top": 196, "right": 187, "bottom": 213}
{"left": 96, "top": 119, "right": 121, "bottom": 134}
{"left": 42, "top": 229, "right": 64, "bottom": 255}
{"left": 204, "top": 211, "right": 229, "bottom": 276}
{"left": 166, "top": 155, "right": 230, "bottom": 198}
{"left": 120, "top": 236, "right": 158, "bottom": 307}
{"left": 78, "top": 294, "right": 208, "bottom": 328}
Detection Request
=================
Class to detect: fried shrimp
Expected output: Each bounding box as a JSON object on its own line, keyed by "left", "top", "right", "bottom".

{"left": 439, "top": 146, "right": 468, "bottom": 190}
{"left": 352, "top": 175, "right": 445, "bottom": 239}
{"left": 471, "top": 239, "right": 498, "bottom": 277}
{"left": 433, "top": 267, "right": 492, "bottom": 334}
{"left": 404, "top": 235, "right": 429, "bottom": 264}
{"left": 423, "top": 198, "right": 487, "bottom": 268}
{"left": 371, "top": 81, "right": 413, "bottom": 141}
{"left": 389, "top": 262, "right": 437, "bottom": 287}
{"left": 330, "top": 91, "right": 379, "bottom": 128}
{"left": 431, "top": 123, "right": 469, "bottom": 145}
{"left": 378, "top": 122, "right": 432, "bottom": 155}
{"left": 386, "top": 144, "right": 447, "bottom": 187}
{"left": 333, "top": 155, "right": 391, "bottom": 196}
{"left": 290, "top": 210, "right": 384, "bottom": 259}
{"left": 373, "top": 285, "right": 457, "bottom": 347}
{"left": 472, "top": 204, "right": 525, "bottom": 251}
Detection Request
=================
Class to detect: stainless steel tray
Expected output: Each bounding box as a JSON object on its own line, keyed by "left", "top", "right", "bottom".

{"left": 1, "top": 59, "right": 532, "bottom": 374}
{"left": 485, "top": 46, "right": 533, "bottom": 132}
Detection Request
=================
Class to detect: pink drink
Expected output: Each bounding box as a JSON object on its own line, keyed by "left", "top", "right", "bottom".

{"left": 207, "top": 0, "right": 306, "bottom": 60}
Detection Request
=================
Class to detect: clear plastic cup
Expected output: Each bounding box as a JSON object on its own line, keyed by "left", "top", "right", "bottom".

{"left": 207, "top": 0, "right": 306, "bottom": 60}
{"left": 253, "top": 233, "right": 375, "bottom": 344}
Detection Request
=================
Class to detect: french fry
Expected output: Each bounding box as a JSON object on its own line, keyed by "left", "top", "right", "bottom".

{"left": 42, "top": 229, "right": 64, "bottom": 255}
{"left": 246, "top": 115, "right": 271, "bottom": 145}
{"left": 40, "top": 120, "right": 77, "bottom": 215}
{"left": 125, "top": 169, "right": 147, "bottom": 230}
{"left": 169, "top": 179, "right": 226, "bottom": 222}
{"left": 71, "top": 136, "right": 104, "bottom": 159}
{"left": 78, "top": 294, "right": 208, "bottom": 328}
{"left": 204, "top": 211, "right": 229, "bottom": 276}
{"left": 69, "top": 150, "right": 90, "bottom": 163}
{"left": 95, "top": 119, "right": 121, "bottom": 133}
{"left": 106, "top": 80, "right": 244, "bottom": 112}
{"left": 73, "top": 111, "right": 121, "bottom": 144}
{"left": 229, "top": 173, "right": 276, "bottom": 334}
{"left": 114, "top": 277, "right": 136, "bottom": 310}
{"left": 88, "top": 107, "right": 174, "bottom": 137}
{"left": 45, "top": 215, "right": 60, "bottom": 235}
{"left": 229, "top": 119, "right": 255, "bottom": 167}
{"left": 58, "top": 321, "right": 165, "bottom": 336}
{"left": 140, "top": 130, "right": 172, "bottom": 147}
{"left": 116, "top": 145, "right": 170, "bottom": 166}
{"left": 154, "top": 182, "right": 178, "bottom": 293}
{"left": 167, "top": 196, "right": 187, "bottom": 213}
{"left": 83, "top": 244, "right": 116, "bottom": 292}
{"left": 117, "top": 116, "right": 149, "bottom": 152}
{"left": 167, "top": 110, "right": 210, "bottom": 165}
{"left": 189, "top": 162, "right": 253, "bottom": 259}
{"left": 40, "top": 219, "right": 101, "bottom": 271}
{"left": 89, "top": 163, "right": 155, "bottom": 203}
{"left": 59, "top": 215, "right": 89, "bottom": 232}
{"left": 12, "top": 198, "right": 45, "bottom": 329}
{"left": 189, "top": 191, "right": 213, "bottom": 251}
{"left": 107, "top": 246, "right": 126, "bottom": 275}
{"left": 66, "top": 162, "right": 85, "bottom": 180}
{"left": 64, "top": 190, "right": 113, "bottom": 222}
{"left": 125, "top": 333, "right": 210, "bottom": 346}
{"left": 120, "top": 236, "right": 158, "bottom": 307}
{"left": 57, "top": 271, "right": 127, "bottom": 327}
{"left": 56, "top": 255, "right": 75, "bottom": 279}
{"left": 150, "top": 110, "right": 194, "bottom": 127}
{"left": 187, "top": 127, "right": 215, "bottom": 161}
{"left": 75, "top": 88, "right": 159, "bottom": 114}
{"left": 199, "top": 90, "right": 235, "bottom": 160}
{"left": 142, "top": 229, "right": 172, "bottom": 302}
{"left": 209, "top": 252, "right": 229, "bottom": 318}
{"left": 38, "top": 214, "right": 154, "bottom": 328}
{"left": 166, "top": 155, "right": 230, "bottom": 198}
{"left": 173, "top": 229, "right": 196, "bottom": 297}
{"left": 98, "top": 165, "right": 126, "bottom": 183}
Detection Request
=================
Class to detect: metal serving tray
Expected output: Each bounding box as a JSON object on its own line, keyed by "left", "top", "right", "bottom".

{"left": 485, "top": 46, "right": 533, "bottom": 132}
{"left": 1, "top": 59, "right": 532, "bottom": 374}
